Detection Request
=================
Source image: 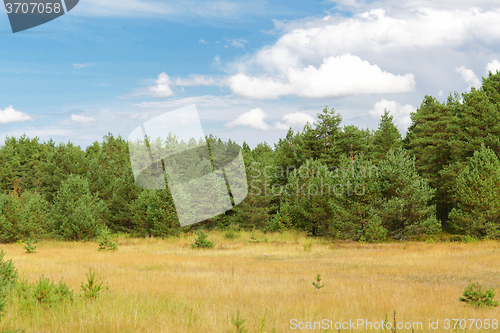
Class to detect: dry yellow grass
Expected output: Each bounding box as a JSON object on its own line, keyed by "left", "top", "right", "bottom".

{"left": 1, "top": 231, "right": 499, "bottom": 332}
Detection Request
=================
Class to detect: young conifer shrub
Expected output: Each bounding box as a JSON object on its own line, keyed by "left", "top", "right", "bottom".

{"left": 459, "top": 281, "right": 499, "bottom": 308}
{"left": 81, "top": 269, "right": 104, "bottom": 299}
{"left": 311, "top": 274, "right": 324, "bottom": 290}
{"left": 191, "top": 230, "right": 215, "bottom": 249}
{"left": 23, "top": 239, "right": 37, "bottom": 254}
{"left": 231, "top": 310, "right": 248, "bottom": 333}
{"left": 97, "top": 228, "right": 118, "bottom": 251}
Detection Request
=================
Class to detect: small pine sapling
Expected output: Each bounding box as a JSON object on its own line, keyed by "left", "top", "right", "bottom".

{"left": 248, "top": 231, "right": 259, "bottom": 243}
{"left": 459, "top": 281, "right": 499, "bottom": 308}
{"left": 311, "top": 273, "right": 324, "bottom": 290}
{"left": 98, "top": 228, "right": 118, "bottom": 251}
{"left": 81, "top": 269, "right": 104, "bottom": 299}
{"left": 23, "top": 239, "right": 37, "bottom": 254}
{"left": 231, "top": 310, "right": 248, "bottom": 333}
{"left": 191, "top": 230, "right": 215, "bottom": 249}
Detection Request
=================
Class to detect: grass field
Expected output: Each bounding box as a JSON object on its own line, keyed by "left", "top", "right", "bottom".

{"left": 1, "top": 230, "right": 500, "bottom": 332}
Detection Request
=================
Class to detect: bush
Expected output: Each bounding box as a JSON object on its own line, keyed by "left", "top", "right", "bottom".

{"left": 191, "top": 230, "right": 215, "bottom": 249}
{"left": 0, "top": 249, "right": 18, "bottom": 321}
{"left": 16, "top": 276, "right": 73, "bottom": 307}
{"left": 224, "top": 225, "right": 240, "bottom": 239}
{"left": 81, "top": 269, "right": 103, "bottom": 299}
{"left": 0, "top": 249, "right": 17, "bottom": 288}
{"left": 98, "top": 228, "right": 118, "bottom": 251}
{"left": 459, "top": 281, "right": 499, "bottom": 308}
{"left": 23, "top": 239, "right": 37, "bottom": 254}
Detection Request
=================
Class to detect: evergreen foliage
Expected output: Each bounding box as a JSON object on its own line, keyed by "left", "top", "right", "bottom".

{"left": 51, "top": 175, "right": 107, "bottom": 240}
{"left": 459, "top": 281, "right": 499, "bottom": 308}
{"left": 0, "top": 75, "right": 499, "bottom": 242}
{"left": 448, "top": 145, "right": 500, "bottom": 238}
{"left": 372, "top": 110, "right": 401, "bottom": 160}
{"left": 191, "top": 230, "right": 215, "bottom": 249}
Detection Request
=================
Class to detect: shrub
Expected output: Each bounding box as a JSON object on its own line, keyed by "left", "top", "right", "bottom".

{"left": 81, "top": 269, "right": 103, "bottom": 299}
{"left": 97, "top": 228, "right": 118, "bottom": 251}
{"left": 459, "top": 281, "right": 499, "bottom": 308}
{"left": 23, "top": 239, "right": 37, "bottom": 254}
{"left": 191, "top": 230, "right": 215, "bottom": 249}
{"left": 32, "top": 276, "right": 56, "bottom": 305}
{"left": 231, "top": 310, "right": 248, "bottom": 333}
{"left": 224, "top": 229, "right": 240, "bottom": 240}
{"left": 0, "top": 249, "right": 17, "bottom": 287}
{"left": 16, "top": 276, "right": 73, "bottom": 307}
{"left": 311, "top": 273, "right": 324, "bottom": 290}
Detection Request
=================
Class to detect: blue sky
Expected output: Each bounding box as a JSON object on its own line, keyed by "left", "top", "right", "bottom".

{"left": 1, "top": 0, "right": 500, "bottom": 149}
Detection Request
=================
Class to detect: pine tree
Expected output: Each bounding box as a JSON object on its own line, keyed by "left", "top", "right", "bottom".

{"left": 51, "top": 175, "right": 107, "bottom": 240}
{"left": 314, "top": 106, "right": 343, "bottom": 165}
{"left": 448, "top": 145, "right": 500, "bottom": 238}
{"left": 405, "top": 95, "right": 454, "bottom": 227}
{"left": 36, "top": 142, "right": 88, "bottom": 203}
{"left": 374, "top": 149, "right": 440, "bottom": 239}
{"left": 372, "top": 110, "right": 401, "bottom": 160}
{"left": 337, "top": 125, "right": 373, "bottom": 163}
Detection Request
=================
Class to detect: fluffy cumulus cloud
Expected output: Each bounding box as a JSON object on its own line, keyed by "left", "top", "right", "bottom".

{"left": 486, "top": 59, "right": 500, "bottom": 74}
{"left": 149, "top": 72, "right": 174, "bottom": 98}
{"left": 455, "top": 66, "right": 481, "bottom": 90}
{"left": 225, "top": 108, "right": 314, "bottom": 131}
{"left": 255, "top": 7, "right": 500, "bottom": 70}
{"left": 369, "top": 99, "right": 415, "bottom": 128}
{"left": 70, "top": 114, "right": 97, "bottom": 127}
{"left": 229, "top": 54, "right": 415, "bottom": 99}
{"left": 0, "top": 106, "right": 33, "bottom": 124}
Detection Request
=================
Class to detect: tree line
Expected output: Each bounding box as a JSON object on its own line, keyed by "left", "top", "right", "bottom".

{"left": 1, "top": 71, "right": 500, "bottom": 242}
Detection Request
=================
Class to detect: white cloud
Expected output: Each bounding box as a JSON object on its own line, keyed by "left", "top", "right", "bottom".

{"left": 229, "top": 54, "right": 415, "bottom": 99}
{"left": 225, "top": 108, "right": 270, "bottom": 130}
{"left": 0, "top": 106, "right": 33, "bottom": 124}
{"left": 70, "top": 114, "right": 97, "bottom": 127}
{"left": 277, "top": 112, "right": 316, "bottom": 130}
{"left": 149, "top": 72, "right": 174, "bottom": 98}
{"left": 225, "top": 108, "right": 315, "bottom": 131}
{"left": 242, "top": 8, "right": 500, "bottom": 79}
{"left": 174, "top": 75, "right": 223, "bottom": 87}
{"left": 198, "top": 39, "right": 209, "bottom": 44}
{"left": 369, "top": 99, "right": 415, "bottom": 128}
{"left": 486, "top": 59, "right": 500, "bottom": 74}
{"left": 72, "top": 63, "right": 95, "bottom": 69}
{"left": 455, "top": 66, "right": 481, "bottom": 90}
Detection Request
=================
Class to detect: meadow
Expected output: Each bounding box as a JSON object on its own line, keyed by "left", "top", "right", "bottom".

{"left": 0, "top": 231, "right": 499, "bottom": 333}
